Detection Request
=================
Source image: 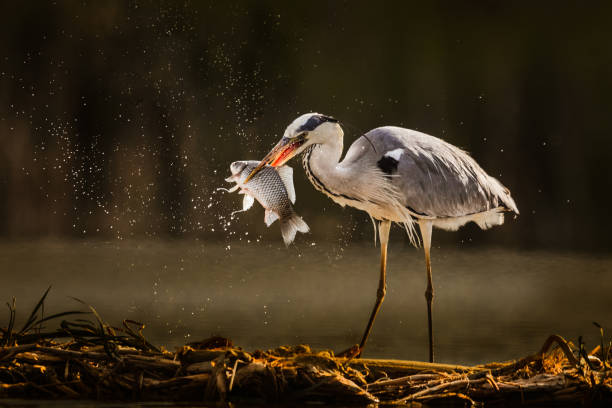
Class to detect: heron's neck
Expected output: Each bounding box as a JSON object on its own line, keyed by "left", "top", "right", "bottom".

{"left": 302, "top": 138, "right": 354, "bottom": 200}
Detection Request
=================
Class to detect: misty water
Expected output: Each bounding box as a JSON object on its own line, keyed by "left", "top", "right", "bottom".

{"left": 1, "top": 239, "right": 610, "bottom": 367}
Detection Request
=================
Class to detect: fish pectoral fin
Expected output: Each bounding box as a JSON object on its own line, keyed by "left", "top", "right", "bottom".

{"left": 242, "top": 194, "right": 255, "bottom": 211}
{"left": 264, "top": 210, "right": 279, "bottom": 226}
{"left": 276, "top": 165, "right": 296, "bottom": 204}
{"left": 230, "top": 194, "right": 255, "bottom": 217}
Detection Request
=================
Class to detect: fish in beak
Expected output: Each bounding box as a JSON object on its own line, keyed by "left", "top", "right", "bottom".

{"left": 245, "top": 134, "right": 307, "bottom": 183}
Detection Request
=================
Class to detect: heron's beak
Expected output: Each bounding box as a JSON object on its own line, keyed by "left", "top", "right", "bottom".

{"left": 245, "top": 134, "right": 307, "bottom": 183}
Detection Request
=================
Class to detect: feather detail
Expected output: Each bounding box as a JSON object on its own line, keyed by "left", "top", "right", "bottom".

{"left": 303, "top": 144, "right": 419, "bottom": 246}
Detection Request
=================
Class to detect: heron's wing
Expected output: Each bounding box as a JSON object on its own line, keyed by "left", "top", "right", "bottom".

{"left": 342, "top": 127, "right": 518, "bottom": 218}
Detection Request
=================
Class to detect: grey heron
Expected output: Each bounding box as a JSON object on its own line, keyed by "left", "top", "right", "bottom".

{"left": 246, "top": 113, "right": 519, "bottom": 362}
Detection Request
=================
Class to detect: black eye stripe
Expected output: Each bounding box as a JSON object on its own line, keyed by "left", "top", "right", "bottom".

{"left": 297, "top": 114, "right": 338, "bottom": 132}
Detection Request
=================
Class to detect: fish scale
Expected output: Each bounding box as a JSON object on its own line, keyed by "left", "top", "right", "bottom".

{"left": 238, "top": 165, "right": 292, "bottom": 218}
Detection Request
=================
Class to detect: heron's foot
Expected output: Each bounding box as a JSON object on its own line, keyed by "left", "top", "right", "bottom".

{"left": 336, "top": 344, "right": 361, "bottom": 359}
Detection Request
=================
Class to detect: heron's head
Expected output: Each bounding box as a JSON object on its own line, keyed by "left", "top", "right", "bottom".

{"left": 245, "top": 113, "right": 341, "bottom": 182}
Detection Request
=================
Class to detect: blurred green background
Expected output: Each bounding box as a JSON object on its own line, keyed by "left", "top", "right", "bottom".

{"left": 1, "top": 1, "right": 611, "bottom": 251}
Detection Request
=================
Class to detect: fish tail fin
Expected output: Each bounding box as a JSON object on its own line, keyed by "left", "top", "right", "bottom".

{"left": 280, "top": 213, "right": 310, "bottom": 246}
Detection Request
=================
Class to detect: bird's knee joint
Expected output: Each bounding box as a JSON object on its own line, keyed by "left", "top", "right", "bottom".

{"left": 425, "top": 288, "right": 433, "bottom": 302}
{"left": 377, "top": 288, "right": 386, "bottom": 299}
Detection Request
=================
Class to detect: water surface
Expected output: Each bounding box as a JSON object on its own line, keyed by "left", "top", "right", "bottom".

{"left": 0, "top": 239, "right": 609, "bottom": 366}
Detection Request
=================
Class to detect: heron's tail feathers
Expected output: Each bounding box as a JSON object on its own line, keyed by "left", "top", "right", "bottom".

{"left": 487, "top": 176, "right": 519, "bottom": 215}
{"left": 280, "top": 213, "right": 309, "bottom": 246}
{"left": 500, "top": 191, "right": 519, "bottom": 215}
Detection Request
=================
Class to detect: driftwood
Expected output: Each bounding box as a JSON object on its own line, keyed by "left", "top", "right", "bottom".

{"left": 0, "top": 290, "right": 611, "bottom": 405}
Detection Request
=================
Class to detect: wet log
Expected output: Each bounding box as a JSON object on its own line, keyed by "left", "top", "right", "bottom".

{"left": 185, "top": 361, "right": 214, "bottom": 374}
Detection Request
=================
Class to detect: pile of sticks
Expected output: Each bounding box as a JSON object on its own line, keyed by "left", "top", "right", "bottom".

{"left": 0, "top": 289, "right": 610, "bottom": 405}
{"left": 0, "top": 334, "right": 610, "bottom": 405}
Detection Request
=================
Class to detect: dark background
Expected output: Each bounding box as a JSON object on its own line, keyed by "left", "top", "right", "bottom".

{"left": 1, "top": 1, "right": 611, "bottom": 251}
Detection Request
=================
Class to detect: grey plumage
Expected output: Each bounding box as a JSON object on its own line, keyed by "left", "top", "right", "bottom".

{"left": 343, "top": 126, "right": 518, "bottom": 222}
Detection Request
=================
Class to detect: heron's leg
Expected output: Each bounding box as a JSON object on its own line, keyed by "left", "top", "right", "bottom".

{"left": 359, "top": 219, "right": 391, "bottom": 353}
{"left": 419, "top": 220, "right": 434, "bottom": 363}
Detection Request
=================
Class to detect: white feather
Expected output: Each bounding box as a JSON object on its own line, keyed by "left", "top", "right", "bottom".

{"left": 384, "top": 148, "right": 404, "bottom": 161}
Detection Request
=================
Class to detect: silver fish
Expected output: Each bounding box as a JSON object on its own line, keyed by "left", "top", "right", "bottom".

{"left": 223, "top": 160, "right": 309, "bottom": 245}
